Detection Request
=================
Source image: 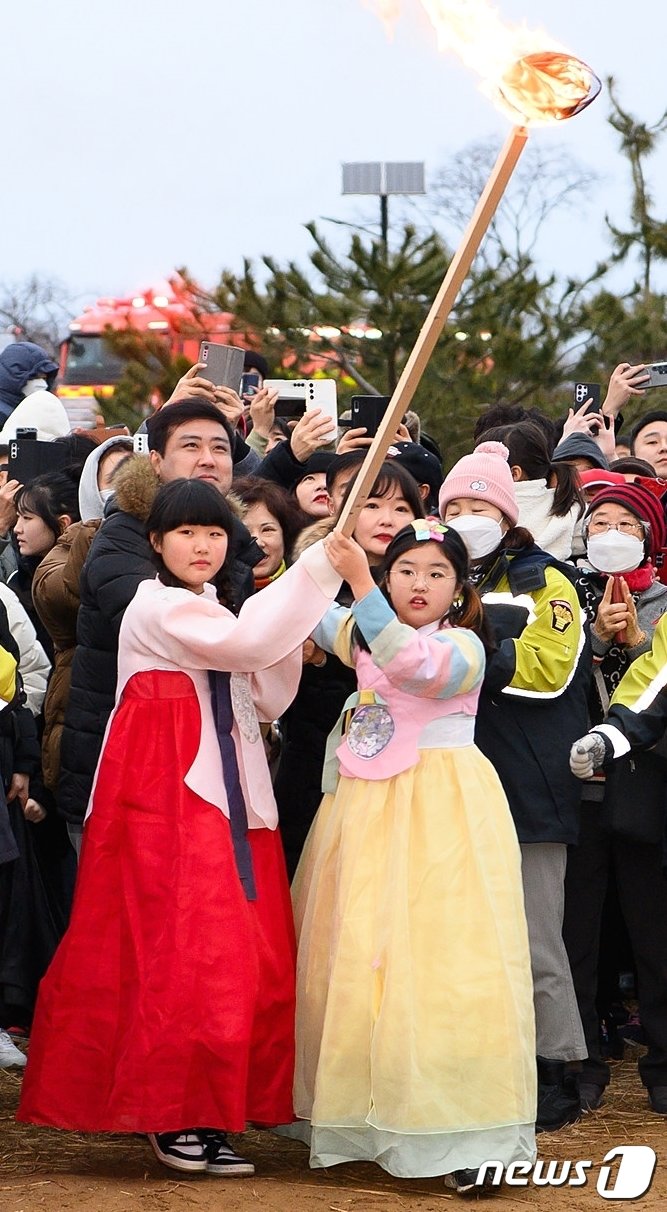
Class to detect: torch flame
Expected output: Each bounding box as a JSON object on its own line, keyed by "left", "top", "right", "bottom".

{"left": 369, "top": 0, "right": 600, "bottom": 124}
{"left": 498, "top": 51, "right": 599, "bottom": 123}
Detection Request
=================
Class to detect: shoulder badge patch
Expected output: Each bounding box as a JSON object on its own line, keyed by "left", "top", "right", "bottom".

{"left": 550, "top": 599, "right": 574, "bottom": 633}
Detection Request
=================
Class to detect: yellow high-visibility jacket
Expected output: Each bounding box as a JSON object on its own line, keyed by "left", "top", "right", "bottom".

{"left": 474, "top": 543, "right": 591, "bottom": 844}
{"left": 599, "top": 614, "right": 667, "bottom": 758}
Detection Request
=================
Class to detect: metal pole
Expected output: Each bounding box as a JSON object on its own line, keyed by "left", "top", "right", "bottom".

{"left": 380, "top": 194, "right": 388, "bottom": 251}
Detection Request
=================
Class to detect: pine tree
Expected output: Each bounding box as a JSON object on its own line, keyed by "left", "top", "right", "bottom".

{"left": 605, "top": 78, "right": 667, "bottom": 298}
{"left": 92, "top": 326, "right": 191, "bottom": 428}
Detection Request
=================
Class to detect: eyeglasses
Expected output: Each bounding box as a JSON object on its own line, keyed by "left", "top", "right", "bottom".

{"left": 395, "top": 568, "right": 458, "bottom": 581}
{"left": 587, "top": 519, "right": 647, "bottom": 536}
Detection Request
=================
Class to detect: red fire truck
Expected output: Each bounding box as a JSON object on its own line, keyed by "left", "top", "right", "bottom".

{"left": 57, "top": 274, "right": 241, "bottom": 426}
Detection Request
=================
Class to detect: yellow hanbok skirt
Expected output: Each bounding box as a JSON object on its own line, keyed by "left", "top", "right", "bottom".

{"left": 290, "top": 743, "right": 537, "bottom": 1178}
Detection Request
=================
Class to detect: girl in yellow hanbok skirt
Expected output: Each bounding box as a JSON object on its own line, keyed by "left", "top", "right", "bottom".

{"left": 289, "top": 521, "right": 536, "bottom": 1191}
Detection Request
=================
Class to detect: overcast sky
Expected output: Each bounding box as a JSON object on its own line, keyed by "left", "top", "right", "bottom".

{"left": 2, "top": 0, "right": 665, "bottom": 313}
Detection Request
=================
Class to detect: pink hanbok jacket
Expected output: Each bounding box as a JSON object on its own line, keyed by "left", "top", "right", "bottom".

{"left": 87, "top": 541, "right": 341, "bottom": 829}
{"left": 315, "top": 586, "right": 485, "bottom": 785}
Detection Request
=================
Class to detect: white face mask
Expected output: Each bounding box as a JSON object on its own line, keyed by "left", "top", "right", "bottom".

{"left": 22, "top": 378, "right": 48, "bottom": 396}
{"left": 446, "top": 514, "right": 504, "bottom": 560}
{"left": 99, "top": 488, "right": 114, "bottom": 503}
{"left": 586, "top": 531, "right": 645, "bottom": 574}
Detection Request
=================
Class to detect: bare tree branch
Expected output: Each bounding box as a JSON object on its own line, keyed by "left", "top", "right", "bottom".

{"left": 0, "top": 274, "right": 75, "bottom": 357}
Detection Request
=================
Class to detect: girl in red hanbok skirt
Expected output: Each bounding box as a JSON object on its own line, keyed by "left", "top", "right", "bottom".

{"left": 18, "top": 478, "right": 344, "bottom": 1176}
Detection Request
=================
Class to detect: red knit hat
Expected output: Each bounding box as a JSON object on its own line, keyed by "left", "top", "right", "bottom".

{"left": 438, "top": 440, "right": 519, "bottom": 526}
{"left": 586, "top": 482, "right": 667, "bottom": 561}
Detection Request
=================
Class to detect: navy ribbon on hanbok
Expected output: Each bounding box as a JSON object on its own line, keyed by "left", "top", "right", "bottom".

{"left": 209, "top": 670, "right": 257, "bottom": 900}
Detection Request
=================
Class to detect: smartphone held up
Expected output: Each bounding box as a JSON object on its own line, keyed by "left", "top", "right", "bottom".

{"left": 193, "top": 343, "right": 351, "bottom": 442}
{"left": 350, "top": 396, "right": 392, "bottom": 438}
{"left": 240, "top": 372, "right": 260, "bottom": 398}
{"left": 643, "top": 361, "right": 667, "bottom": 389}
{"left": 198, "top": 342, "right": 246, "bottom": 391}
{"left": 573, "top": 382, "right": 601, "bottom": 414}
{"left": 263, "top": 379, "right": 338, "bottom": 439}
{"left": 8, "top": 430, "right": 72, "bottom": 485}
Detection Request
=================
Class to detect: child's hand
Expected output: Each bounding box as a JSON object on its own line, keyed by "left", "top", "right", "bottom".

{"left": 303, "top": 638, "right": 327, "bottom": 667}
{"left": 323, "top": 531, "right": 375, "bottom": 599}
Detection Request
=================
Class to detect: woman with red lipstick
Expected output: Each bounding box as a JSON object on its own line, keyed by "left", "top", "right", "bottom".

{"left": 346, "top": 461, "right": 425, "bottom": 565}
{"left": 286, "top": 521, "right": 536, "bottom": 1193}
{"left": 290, "top": 453, "right": 335, "bottom": 520}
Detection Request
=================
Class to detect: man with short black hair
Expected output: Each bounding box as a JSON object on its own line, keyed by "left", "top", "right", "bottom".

{"left": 147, "top": 400, "right": 235, "bottom": 493}
{"left": 630, "top": 411, "right": 667, "bottom": 478}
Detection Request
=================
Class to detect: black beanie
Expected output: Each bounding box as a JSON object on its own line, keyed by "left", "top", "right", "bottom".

{"left": 243, "top": 351, "right": 270, "bottom": 379}
{"left": 291, "top": 451, "right": 336, "bottom": 490}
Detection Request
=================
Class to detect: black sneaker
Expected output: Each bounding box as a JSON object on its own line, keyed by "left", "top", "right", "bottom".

{"left": 444, "top": 1168, "right": 497, "bottom": 1195}
{"left": 199, "top": 1130, "right": 255, "bottom": 1177}
{"left": 148, "top": 1131, "right": 207, "bottom": 1172}
{"left": 536, "top": 1059, "right": 581, "bottom": 1133}
{"left": 648, "top": 1086, "right": 667, "bottom": 1115}
{"left": 579, "top": 1080, "right": 605, "bottom": 1111}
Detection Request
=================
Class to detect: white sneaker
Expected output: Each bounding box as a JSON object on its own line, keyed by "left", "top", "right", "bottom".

{"left": 0, "top": 1029, "right": 26, "bottom": 1069}
{"left": 148, "top": 1132, "right": 208, "bottom": 1172}
{"left": 200, "top": 1130, "right": 256, "bottom": 1177}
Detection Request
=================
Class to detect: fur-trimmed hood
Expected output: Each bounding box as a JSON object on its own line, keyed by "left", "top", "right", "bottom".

{"left": 292, "top": 516, "right": 336, "bottom": 560}
{"left": 111, "top": 456, "right": 246, "bottom": 525}
{"left": 111, "top": 455, "right": 161, "bottom": 523}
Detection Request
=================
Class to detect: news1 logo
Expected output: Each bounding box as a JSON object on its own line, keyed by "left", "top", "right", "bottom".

{"left": 596, "top": 1146, "right": 657, "bottom": 1200}
{"left": 477, "top": 1145, "right": 657, "bottom": 1198}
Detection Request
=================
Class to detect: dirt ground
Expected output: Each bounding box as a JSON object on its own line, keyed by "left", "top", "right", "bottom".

{"left": 2, "top": 1054, "right": 666, "bottom": 1212}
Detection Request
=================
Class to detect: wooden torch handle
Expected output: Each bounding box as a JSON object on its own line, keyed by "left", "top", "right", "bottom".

{"left": 337, "top": 124, "right": 529, "bottom": 537}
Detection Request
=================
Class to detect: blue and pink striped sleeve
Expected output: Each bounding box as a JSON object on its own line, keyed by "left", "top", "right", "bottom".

{"left": 352, "top": 586, "right": 485, "bottom": 700}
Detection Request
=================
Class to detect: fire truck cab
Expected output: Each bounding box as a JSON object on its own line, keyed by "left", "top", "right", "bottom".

{"left": 58, "top": 277, "right": 236, "bottom": 426}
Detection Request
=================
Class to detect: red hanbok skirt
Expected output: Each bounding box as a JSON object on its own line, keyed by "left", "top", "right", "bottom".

{"left": 17, "top": 670, "right": 296, "bottom": 1133}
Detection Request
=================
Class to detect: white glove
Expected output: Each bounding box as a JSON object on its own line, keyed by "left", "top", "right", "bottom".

{"left": 570, "top": 733, "right": 607, "bottom": 780}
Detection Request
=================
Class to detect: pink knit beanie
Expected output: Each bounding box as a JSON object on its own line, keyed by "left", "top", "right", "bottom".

{"left": 438, "top": 440, "right": 519, "bottom": 526}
